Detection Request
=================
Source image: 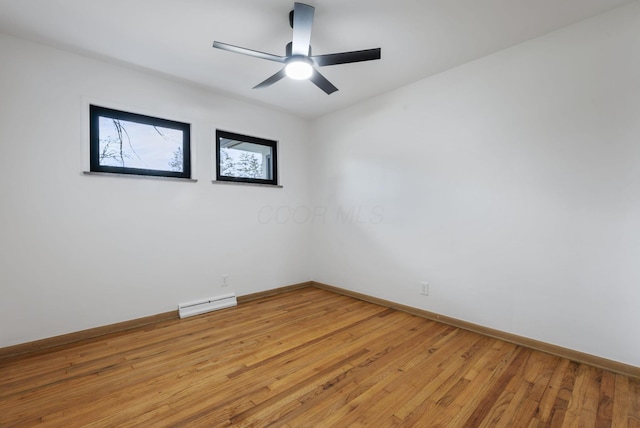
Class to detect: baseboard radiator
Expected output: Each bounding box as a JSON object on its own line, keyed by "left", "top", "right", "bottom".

{"left": 178, "top": 293, "right": 237, "bottom": 319}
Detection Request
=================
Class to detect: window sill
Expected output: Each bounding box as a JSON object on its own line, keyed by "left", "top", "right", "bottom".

{"left": 211, "top": 180, "right": 282, "bottom": 188}
{"left": 83, "top": 171, "right": 198, "bottom": 182}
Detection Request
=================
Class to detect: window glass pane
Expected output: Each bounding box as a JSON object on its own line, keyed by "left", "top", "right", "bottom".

{"left": 98, "top": 117, "right": 184, "bottom": 173}
{"left": 215, "top": 130, "right": 277, "bottom": 185}
{"left": 90, "top": 105, "right": 191, "bottom": 179}
{"left": 219, "top": 138, "right": 273, "bottom": 180}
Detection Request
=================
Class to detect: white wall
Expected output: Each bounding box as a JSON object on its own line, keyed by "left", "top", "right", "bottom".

{"left": 0, "top": 34, "right": 312, "bottom": 347}
{"left": 310, "top": 2, "right": 640, "bottom": 367}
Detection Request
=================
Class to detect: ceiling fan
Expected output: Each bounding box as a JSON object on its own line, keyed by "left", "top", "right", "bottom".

{"left": 212, "top": 2, "right": 381, "bottom": 95}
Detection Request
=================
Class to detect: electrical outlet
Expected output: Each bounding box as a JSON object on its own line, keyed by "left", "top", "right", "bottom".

{"left": 420, "top": 281, "right": 429, "bottom": 296}
{"left": 222, "top": 274, "right": 229, "bottom": 287}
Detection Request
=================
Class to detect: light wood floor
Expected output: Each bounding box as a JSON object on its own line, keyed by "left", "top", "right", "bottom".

{"left": 1, "top": 287, "right": 638, "bottom": 427}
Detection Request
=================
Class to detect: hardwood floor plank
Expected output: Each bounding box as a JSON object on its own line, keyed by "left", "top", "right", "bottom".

{"left": 280, "top": 322, "right": 455, "bottom": 426}
{"left": 439, "top": 340, "right": 521, "bottom": 427}
{"left": 336, "top": 334, "right": 488, "bottom": 426}
{"left": 630, "top": 377, "right": 640, "bottom": 427}
{"left": 536, "top": 357, "right": 571, "bottom": 423}
{"left": 562, "top": 364, "right": 601, "bottom": 428}
{"left": 149, "top": 305, "right": 402, "bottom": 425}
{"left": 461, "top": 346, "right": 530, "bottom": 426}
{"left": 612, "top": 373, "right": 630, "bottom": 428}
{"left": 511, "top": 352, "right": 559, "bottom": 422}
{"left": 232, "top": 313, "right": 437, "bottom": 426}
{"left": 72, "top": 297, "right": 386, "bottom": 425}
{"left": 0, "top": 287, "right": 638, "bottom": 427}
{"left": 547, "top": 361, "right": 580, "bottom": 428}
{"left": 348, "top": 330, "right": 484, "bottom": 424}
{"left": 395, "top": 337, "right": 506, "bottom": 426}
{"left": 596, "top": 369, "right": 616, "bottom": 427}
{"left": 491, "top": 351, "right": 557, "bottom": 427}
{"left": 476, "top": 354, "right": 533, "bottom": 428}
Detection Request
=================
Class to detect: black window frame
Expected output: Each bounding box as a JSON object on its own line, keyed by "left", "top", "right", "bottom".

{"left": 216, "top": 130, "right": 278, "bottom": 186}
{"left": 89, "top": 105, "right": 191, "bottom": 179}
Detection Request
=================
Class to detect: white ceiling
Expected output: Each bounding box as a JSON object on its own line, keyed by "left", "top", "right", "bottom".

{"left": 0, "top": 0, "right": 634, "bottom": 119}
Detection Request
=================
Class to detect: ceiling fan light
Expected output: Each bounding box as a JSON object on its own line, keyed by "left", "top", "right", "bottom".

{"left": 285, "top": 60, "right": 313, "bottom": 80}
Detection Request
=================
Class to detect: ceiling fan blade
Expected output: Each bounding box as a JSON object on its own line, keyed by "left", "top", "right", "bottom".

{"left": 310, "top": 69, "right": 338, "bottom": 95}
{"left": 312, "top": 48, "right": 381, "bottom": 67}
{"left": 213, "top": 41, "right": 286, "bottom": 63}
{"left": 291, "top": 3, "right": 314, "bottom": 56}
{"left": 253, "top": 68, "right": 287, "bottom": 89}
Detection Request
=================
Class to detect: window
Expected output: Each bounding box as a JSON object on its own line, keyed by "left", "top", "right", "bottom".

{"left": 90, "top": 105, "right": 191, "bottom": 179}
{"left": 216, "top": 130, "right": 278, "bottom": 186}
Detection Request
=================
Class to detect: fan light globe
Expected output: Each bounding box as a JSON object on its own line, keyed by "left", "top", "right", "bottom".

{"left": 285, "top": 60, "right": 313, "bottom": 80}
